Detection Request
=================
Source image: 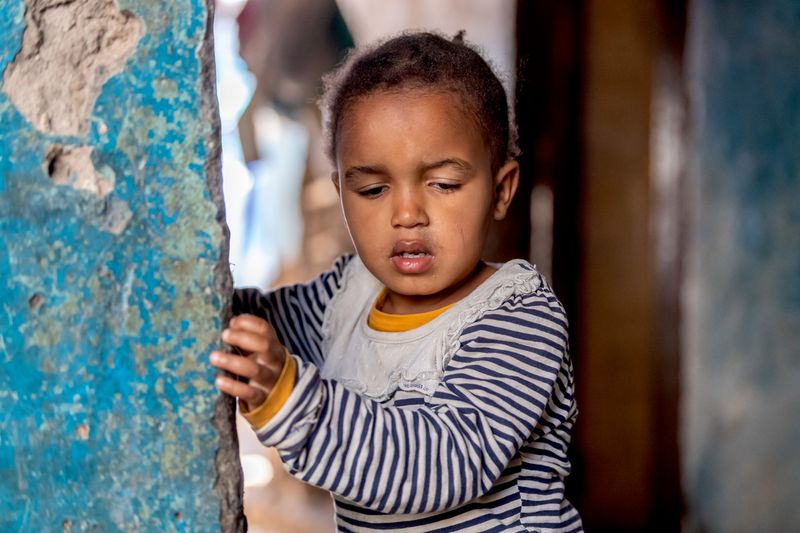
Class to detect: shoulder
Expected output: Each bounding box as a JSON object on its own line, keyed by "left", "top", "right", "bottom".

{"left": 328, "top": 253, "right": 357, "bottom": 276}
{"left": 458, "top": 259, "right": 569, "bottom": 350}
{"left": 468, "top": 258, "right": 563, "bottom": 315}
{"left": 440, "top": 261, "right": 570, "bottom": 390}
{"left": 490, "top": 259, "right": 565, "bottom": 312}
{"left": 232, "top": 253, "right": 358, "bottom": 311}
{"left": 497, "top": 260, "right": 568, "bottom": 328}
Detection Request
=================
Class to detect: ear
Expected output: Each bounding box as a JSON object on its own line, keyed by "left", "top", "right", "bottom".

{"left": 331, "top": 171, "right": 341, "bottom": 196}
{"left": 492, "top": 160, "right": 520, "bottom": 220}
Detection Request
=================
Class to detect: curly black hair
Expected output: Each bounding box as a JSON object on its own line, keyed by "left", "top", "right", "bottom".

{"left": 320, "top": 31, "right": 519, "bottom": 174}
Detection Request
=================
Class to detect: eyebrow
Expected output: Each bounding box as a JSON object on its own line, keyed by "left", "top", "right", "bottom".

{"left": 343, "top": 165, "right": 388, "bottom": 183}
{"left": 420, "top": 158, "right": 474, "bottom": 174}
{"left": 343, "top": 158, "right": 473, "bottom": 183}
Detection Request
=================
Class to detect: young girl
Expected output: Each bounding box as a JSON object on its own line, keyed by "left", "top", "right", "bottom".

{"left": 211, "top": 32, "right": 582, "bottom": 532}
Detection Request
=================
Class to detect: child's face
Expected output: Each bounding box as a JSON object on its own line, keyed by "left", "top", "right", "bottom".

{"left": 333, "top": 89, "right": 518, "bottom": 313}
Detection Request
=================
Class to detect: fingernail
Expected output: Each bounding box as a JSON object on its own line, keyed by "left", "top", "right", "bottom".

{"left": 210, "top": 353, "right": 220, "bottom": 363}
{"left": 221, "top": 329, "right": 230, "bottom": 340}
{"left": 215, "top": 377, "right": 224, "bottom": 387}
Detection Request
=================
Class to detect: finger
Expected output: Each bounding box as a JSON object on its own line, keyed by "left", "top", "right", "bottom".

{"left": 222, "top": 328, "right": 271, "bottom": 353}
{"left": 211, "top": 351, "right": 281, "bottom": 392}
{"left": 230, "top": 315, "right": 274, "bottom": 336}
{"left": 214, "top": 375, "right": 267, "bottom": 406}
{"left": 210, "top": 351, "right": 263, "bottom": 381}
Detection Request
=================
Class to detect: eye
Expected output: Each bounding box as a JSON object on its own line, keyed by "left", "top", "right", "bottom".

{"left": 357, "top": 185, "right": 388, "bottom": 198}
{"left": 430, "top": 181, "right": 461, "bottom": 192}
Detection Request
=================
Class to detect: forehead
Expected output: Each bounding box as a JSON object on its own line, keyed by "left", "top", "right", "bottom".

{"left": 335, "top": 89, "right": 489, "bottom": 167}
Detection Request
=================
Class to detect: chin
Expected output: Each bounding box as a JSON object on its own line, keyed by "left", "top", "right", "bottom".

{"left": 388, "top": 278, "right": 441, "bottom": 297}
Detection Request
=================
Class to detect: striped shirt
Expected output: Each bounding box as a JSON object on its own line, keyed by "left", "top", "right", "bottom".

{"left": 234, "top": 255, "right": 582, "bottom": 532}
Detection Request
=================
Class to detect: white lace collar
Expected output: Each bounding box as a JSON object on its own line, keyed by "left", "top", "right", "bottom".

{"left": 320, "top": 256, "right": 543, "bottom": 401}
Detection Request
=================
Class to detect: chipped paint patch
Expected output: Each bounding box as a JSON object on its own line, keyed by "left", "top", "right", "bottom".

{"left": 44, "top": 145, "right": 115, "bottom": 197}
{"left": 2, "top": 0, "right": 144, "bottom": 136}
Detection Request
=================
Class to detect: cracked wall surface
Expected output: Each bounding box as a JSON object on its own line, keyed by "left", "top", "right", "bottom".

{"left": 0, "top": 0, "right": 245, "bottom": 531}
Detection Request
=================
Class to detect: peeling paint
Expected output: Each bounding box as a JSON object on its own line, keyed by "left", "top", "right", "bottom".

{"left": 2, "top": 0, "right": 145, "bottom": 136}
{"left": 44, "top": 145, "right": 115, "bottom": 197}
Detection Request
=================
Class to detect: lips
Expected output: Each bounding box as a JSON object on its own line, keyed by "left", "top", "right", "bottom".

{"left": 390, "top": 240, "right": 434, "bottom": 274}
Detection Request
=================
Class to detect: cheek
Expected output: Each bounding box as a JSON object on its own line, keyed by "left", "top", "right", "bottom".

{"left": 442, "top": 199, "right": 493, "bottom": 236}
{"left": 341, "top": 198, "right": 381, "bottom": 246}
{"left": 454, "top": 223, "right": 467, "bottom": 246}
{"left": 341, "top": 196, "right": 366, "bottom": 226}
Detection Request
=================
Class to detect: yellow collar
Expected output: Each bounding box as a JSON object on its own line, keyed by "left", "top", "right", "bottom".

{"left": 367, "top": 289, "right": 454, "bottom": 332}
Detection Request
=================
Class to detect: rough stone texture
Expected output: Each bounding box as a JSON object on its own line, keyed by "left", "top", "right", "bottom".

{"left": 683, "top": 1, "right": 800, "bottom": 531}
{"left": 0, "top": 0, "right": 245, "bottom": 531}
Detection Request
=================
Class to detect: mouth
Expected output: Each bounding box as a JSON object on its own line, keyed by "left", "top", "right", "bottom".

{"left": 391, "top": 240, "right": 433, "bottom": 257}
{"left": 390, "top": 240, "right": 434, "bottom": 274}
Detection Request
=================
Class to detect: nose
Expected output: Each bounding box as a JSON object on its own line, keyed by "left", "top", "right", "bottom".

{"left": 391, "top": 186, "right": 429, "bottom": 228}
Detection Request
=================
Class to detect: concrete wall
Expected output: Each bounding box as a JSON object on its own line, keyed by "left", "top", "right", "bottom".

{"left": 683, "top": 1, "right": 800, "bottom": 531}
{"left": 0, "top": 0, "right": 243, "bottom": 531}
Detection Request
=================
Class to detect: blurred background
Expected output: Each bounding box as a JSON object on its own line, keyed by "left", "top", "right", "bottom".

{"left": 213, "top": 0, "right": 800, "bottom": 531}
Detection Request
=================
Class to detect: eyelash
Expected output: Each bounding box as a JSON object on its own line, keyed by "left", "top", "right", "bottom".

{"left": 431, "top": 182, "right": 460, "bottom": 192}
{"left": 357, "top": 186, "right": 388, "bottom": 198}
{"left": 356, "top": 182, "right": 461, "bottom": 198}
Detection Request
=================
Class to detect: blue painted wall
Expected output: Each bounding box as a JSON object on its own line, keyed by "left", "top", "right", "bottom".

{"left": 0, "top": 1, "right": 242, "bottom": 531}
{"left": 683, "top": 1, "right": 800, "bottom": 531}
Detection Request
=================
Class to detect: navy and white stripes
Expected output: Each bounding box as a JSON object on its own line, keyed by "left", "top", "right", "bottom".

{"left": 234, "top": 255, "right": 582, "bottom": 532}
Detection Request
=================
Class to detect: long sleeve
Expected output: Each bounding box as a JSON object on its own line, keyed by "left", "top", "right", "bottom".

{"left": 232, "top": 254, "right": 353, "bottom": 367}
{"left": 252, "top": 288, "right": 575, "bottom": 516}
{"left": 239, "top": 350, "right": 297, "bottom": 427}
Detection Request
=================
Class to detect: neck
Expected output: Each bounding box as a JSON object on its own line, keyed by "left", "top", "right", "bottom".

{"left": 381, "top": 261, "right": 496, "bottom": 314}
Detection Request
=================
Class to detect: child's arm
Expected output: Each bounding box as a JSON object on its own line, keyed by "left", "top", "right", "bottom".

{"left": 232, "top": 254, "right": 353, "bottom": 367}
{"left": 211, "top": 255, "right": 353, "bottom": 416}
{"left": 250, "top": 290, "right": 574, "bottom": 515}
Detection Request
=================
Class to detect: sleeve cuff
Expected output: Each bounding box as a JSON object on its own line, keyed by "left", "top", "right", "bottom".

{"left": 240, "top": 349, "right": 297, "bottom": 429}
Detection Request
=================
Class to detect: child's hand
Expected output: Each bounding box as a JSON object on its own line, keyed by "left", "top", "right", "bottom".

{"left": 210, "top": 314, "right": 287, "bottom": 411}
